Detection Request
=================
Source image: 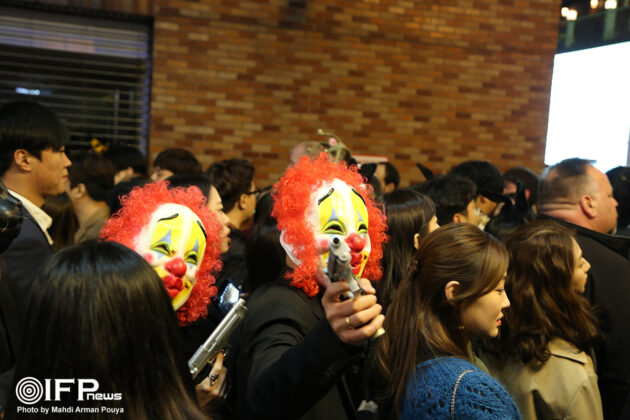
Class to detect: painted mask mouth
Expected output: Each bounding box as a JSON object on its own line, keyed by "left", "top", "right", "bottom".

{"left": 350, "top": 252, "right": 363, "bottom": 275}
{"left": 163, "top": 275, "right": 191, "bottom": 298}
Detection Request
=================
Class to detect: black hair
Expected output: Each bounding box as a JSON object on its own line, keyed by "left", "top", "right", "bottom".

{"left": 206, "top": 158, "right": 255, "bottom": 212}
{"left": 67, "top": 151, "right": 115, "bottom": 202}
{"left": 104, "top": 145, "right": 147, "bottom": 176}
{"left": 0, "top": 101, "right": 68, "bottom": 176}
{"left": 503, "top": 166, "right": 540, "bottom": 205}
{"left": 367, "top": 175, "right": 383, "bottom": 204}
{"left": 450, "top": 160, "right": 503, "bottom": 199}
{"left": 606, "top": 166, "right": 630, "bottom": 226}
{"left": 107, "top": 177, "right": 151, "bottom": 215}
{"left": 484, "top": 180, "right": 535, "bottom": 240}
{"left": 379, "top": 162, "right": 400, "bottom": 188}
{"left": 167, "top": 173, "right": 213, "bottom": 199}
{"left": 359, "top": 163, "right": 383, "bottom": 202}
{"left": 6, "top": 241, "right": 207, "bottom": 419}
{"left": 419, "top": 174, "right": 476, "bottom": 225}
{"left": 245, "top": 216, "right": 286, "bottom": 293}
{"left": 153, "top": 148, "right": 201, "bottom": 175}
{"left": 252, "top": 187, "right": 274, "bottom": 225}
{"left": 378, "top": 188, "right": 436, "bottom": 312}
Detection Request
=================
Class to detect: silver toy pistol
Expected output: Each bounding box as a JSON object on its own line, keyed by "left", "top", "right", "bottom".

{"left": 326, "top": 235, "right": 385, "bottom": 338}
{"left": 188, "top": 298, "right": 247, "bottom": 380}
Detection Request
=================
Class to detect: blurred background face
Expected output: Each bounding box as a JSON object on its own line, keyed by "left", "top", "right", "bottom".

{"left": 454, "top": 200, "right": 478, "bottom": 225}
{"left": 207, "top": 186, "right": 231, "bottom": 253}
{"left": 243, "top": 182, "right": 258, "bottom": 219}
{"left": 150, "top": 167, "right": 173, "bottom": 181}
{"left": 588, "top": 166, "right": 618, "bottom": 234}
{"left": 571, "top": 239, "right": 590, "bottom": 293}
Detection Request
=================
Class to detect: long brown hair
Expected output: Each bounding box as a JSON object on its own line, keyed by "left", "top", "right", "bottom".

{"left": 490, "top": 220, "right": 599, "bottom": 366}
{"left": 375, "top": 223, "right": 508, "bottom": 418}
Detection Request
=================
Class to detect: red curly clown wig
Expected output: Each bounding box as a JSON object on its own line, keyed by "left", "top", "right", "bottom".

{"left": 272, "top": 153, "right": 387, "bottom": 297}
{"left": 100, "top": 181, "right": 223, "bottom": 326}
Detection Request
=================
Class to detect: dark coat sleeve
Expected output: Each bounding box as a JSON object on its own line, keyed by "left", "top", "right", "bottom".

{"left": 245, "top": 284, "right": 361, "bottom": 419}
{"left": 1, "top": 215, "right": 52, "bottom": 312}
{"left": 0, "top": 211, "right": 52, "bottom": 409}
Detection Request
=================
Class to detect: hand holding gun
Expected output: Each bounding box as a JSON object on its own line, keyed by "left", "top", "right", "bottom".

{"left": 188, "top": 298, "right": 247, "bottom": 380}
{"left": 326, "top": 236, "right": 385, "bottom": 338}
{"left": 327, "top": 236, "right": 365, "bottom": 299}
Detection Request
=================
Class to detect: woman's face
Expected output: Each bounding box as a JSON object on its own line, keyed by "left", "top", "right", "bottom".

{"left": 460, "top": 277, "right": 510, "bottom": 338}
{"left": 207, "top": 186, "right": 231, "bottom": 254}
{"left": 571, "top": 238, "right": 591, "bottom": 293}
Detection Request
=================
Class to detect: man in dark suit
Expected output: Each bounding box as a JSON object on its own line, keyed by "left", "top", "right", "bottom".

{"left": 0, "top": 101, "right": 71, "bottom": 408}
{"left": 232, "top": 155, "right": 386, "bottom": 420}
{"left": 539, "top": 158, "right": 630, "bottom": 420}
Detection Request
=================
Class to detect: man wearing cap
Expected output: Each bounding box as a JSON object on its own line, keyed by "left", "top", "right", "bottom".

{"left": 450, "top": 160, "right": 509, "bottom": 229}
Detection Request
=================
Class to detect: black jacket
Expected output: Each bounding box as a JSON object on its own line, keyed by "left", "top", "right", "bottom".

{"left": 231, "top": 279, "right": 362, "bottom": 420}
{"left": 215, "top": 228, "right": 247, "bottom": 292}
{"left": 542, "top": 216, "right": 630, "bottom": 420}
{"left": 0, "top": 207, "right": 53, "bottom": 408}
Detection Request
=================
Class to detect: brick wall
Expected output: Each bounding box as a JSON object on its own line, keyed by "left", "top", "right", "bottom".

{"left": 28, "top": 0, "right": 560, "bottom": 187}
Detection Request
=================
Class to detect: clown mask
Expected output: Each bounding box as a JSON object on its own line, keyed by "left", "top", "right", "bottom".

{"left": 283, "top": 178, "right": 371, "bottom": 279}
{"left": 135, "top": 203, "right": 207, "bottom": 311}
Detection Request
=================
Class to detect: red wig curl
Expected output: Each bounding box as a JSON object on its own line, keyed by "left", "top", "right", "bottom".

{"left": 100, "top": 181, "right": 223, "bottom": 326}
{"left": 272, "top": 153, "right": 387, "bottom": 296}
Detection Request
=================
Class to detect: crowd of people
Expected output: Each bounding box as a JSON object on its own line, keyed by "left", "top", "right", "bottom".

{"left": 1, "top": 100, "right": 630, "bottom": 420}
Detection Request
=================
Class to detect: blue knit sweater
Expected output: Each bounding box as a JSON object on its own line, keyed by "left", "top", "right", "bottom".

{"left": 400, "top": 357, "right": 522, "bottom": 420}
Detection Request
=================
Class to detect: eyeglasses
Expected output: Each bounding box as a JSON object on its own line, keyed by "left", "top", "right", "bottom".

{"left": 244, "top": 188, "right": 261, "bottom": 200}
{"left": 245, "top": 186, "right": 272, "bottom": 201}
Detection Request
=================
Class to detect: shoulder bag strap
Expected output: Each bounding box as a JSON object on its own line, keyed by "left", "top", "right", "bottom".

{"left": 450, "top": 369, "right": 473, "bottom": 420}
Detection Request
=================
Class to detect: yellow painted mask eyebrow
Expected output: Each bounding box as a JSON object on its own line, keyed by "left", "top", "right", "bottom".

{"left": 150, "top": 214, "right": 184, "bottom": 256}
{"left": 317, "top": 188, "right": 351, "bottom": 235}
{"left": 351, "top": 189, "right": 369, "bottom": 233}
{"left": 185, "top": 220, "right": 207, "bottom": 266}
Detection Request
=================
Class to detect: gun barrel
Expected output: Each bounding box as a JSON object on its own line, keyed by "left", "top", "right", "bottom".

{"left": 188, "top": 298, "right": 247, "bottom": 379}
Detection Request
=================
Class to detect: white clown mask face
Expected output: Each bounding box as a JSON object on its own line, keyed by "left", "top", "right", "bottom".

{"left": 135, "top": 203, "right": 207, "bottom": 311}
{"left": 282, "top": 179, "right": 371, "bottom": 278}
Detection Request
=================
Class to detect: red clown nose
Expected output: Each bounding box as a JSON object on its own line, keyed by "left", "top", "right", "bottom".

{"left": 345, "top": 233, "right": 366, "bottom": 252}
{"left": 165, "top": 257, "right": 187, "bottom": 277}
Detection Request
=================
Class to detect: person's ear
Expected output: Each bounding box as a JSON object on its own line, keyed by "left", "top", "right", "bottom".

{"left": 413, "top": 233, "right": 421, "bottom": 250}
{"left": 71, "top": 183, "right": 86, "bottom": 199}
{"left": 13, "top": 149, "right": 33, "bottom": 172}
{"left": 452, "top": 213, "right": 462, "bottom": 223}
{"left": 238, "top": 193, "right": 248, "bottom": 210}
{"left": 444, "top": 281, "right": 461, "bottom": 304}
{"left": 579, "top": 194, "right": 596, "bottom": 219}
